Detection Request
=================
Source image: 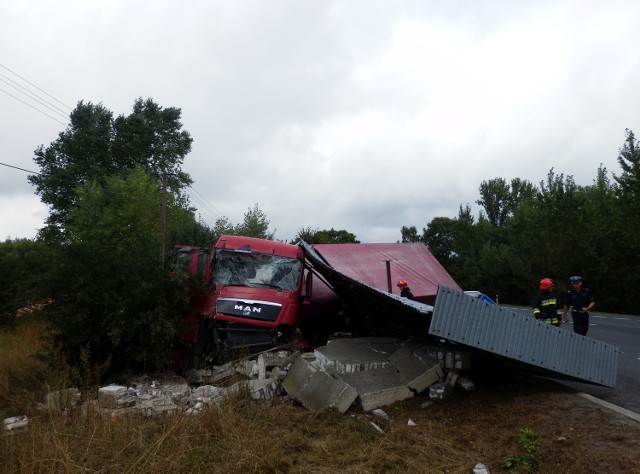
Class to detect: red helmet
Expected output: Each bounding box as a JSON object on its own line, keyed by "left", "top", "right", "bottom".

{"left": 539, "top": 278, "right": 553, "bottom": 290}
{"left": 397, "top": 279, "right": 408, "bottom": 288}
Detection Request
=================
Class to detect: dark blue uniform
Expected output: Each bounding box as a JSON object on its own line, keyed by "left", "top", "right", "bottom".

{"left": 564, "top": 287, "right": 595, "bottom": 335}
{"left": 400, "top": 287, "right": 415, "bottom": 300}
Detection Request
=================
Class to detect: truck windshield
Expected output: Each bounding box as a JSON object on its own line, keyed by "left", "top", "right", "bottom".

{"left": 212, "top": 250, "right": 302, "bottom": 291}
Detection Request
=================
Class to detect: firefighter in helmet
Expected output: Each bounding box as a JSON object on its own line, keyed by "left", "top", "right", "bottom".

{"left": 396, "top": 279, "right": 415, "bottom": 300}
{"left": 532, "top": 278, "right": 562, "bottom": 326}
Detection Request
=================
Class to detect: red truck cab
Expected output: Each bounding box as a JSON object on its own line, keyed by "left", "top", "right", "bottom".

{"left": 176, "top": 235, "right": 310, "bottom": 369}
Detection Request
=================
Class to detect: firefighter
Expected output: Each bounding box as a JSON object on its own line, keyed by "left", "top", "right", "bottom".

{"left": 532, "top": 278, "right": 562, "bottom": 326}
{"left": 562, "top": 275, "right": 595, "bottom": 336}
{"left": 396, "top": 279, "right": 415, "bottom": 300}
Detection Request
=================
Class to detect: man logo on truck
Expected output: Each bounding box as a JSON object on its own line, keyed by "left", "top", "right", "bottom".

{"left": 236, "top": 304, "right": 262, "bottom": 316}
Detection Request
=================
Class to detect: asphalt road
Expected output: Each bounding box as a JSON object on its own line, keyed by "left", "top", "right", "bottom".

{"left": 506, "top": 306, "right": 640, "bottom": 415}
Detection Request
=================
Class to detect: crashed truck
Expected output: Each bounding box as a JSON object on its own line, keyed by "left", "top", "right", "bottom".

{"left": 174, "top": 235, "right": 618, "bottom": 389}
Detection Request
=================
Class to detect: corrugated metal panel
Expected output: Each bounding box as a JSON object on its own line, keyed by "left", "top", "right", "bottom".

{"left": 430, "top": 286, "right": 619, "bottom": 387}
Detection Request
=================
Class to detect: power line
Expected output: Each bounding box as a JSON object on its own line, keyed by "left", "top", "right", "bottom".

{"left": 0, "top": 72, "right": 70, "bottom": 119}
{"left": 188, "top": 185, "right": 226, "bottom": 218}
{"left": 0, "top": 161, "right": 40, "bottom": 175}
{"left": 0, "top": 62, "right": 72, "bottom": 110}
{"left": 0, "top": 87, "right": 67, "bottom": 126}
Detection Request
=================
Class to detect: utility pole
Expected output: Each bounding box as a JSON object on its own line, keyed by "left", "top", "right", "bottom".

{"left": 160, "top": 172, "right": 167, "bottom": 266}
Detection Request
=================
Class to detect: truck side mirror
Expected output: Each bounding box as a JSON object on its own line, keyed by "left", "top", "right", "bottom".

{"left": 301, "top": 271, "right": 313, "bottom": 301}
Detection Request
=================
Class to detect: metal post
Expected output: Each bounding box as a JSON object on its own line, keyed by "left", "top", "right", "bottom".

{"left": 160, "top": 173, "right": 167, "bottom": 266}
{"left": 385, "top": 260, "right": 392, "bottom": 293}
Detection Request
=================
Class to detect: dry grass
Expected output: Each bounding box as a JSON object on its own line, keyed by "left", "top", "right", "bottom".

{"left": 2, "top": 321, "right": 639, "bottom": 473}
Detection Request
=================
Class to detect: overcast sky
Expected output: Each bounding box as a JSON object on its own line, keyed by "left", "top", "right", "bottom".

{"left": 2, "top": 1, "right": 640, "bottom": 243}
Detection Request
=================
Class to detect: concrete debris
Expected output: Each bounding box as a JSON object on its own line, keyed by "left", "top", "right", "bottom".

{"left": 429, "top": 382, "right": 454, "bottom": 400}
{"left": 473, "top": 462, "right": 490, "bottom": 474}
{"left": 45, "top": 388, "right": 81, "bottom": 411}
{"left": 457, "top": 377, "right": 476, "bottom": 391}
{"left": 371, "top": 408, "right": 389, "bottom": 419}
{"left": 282, "top": 356, "right": 358, "bottom": 413}
{"left": 282, "top": 338, "right": 474, "bottom": 412}
{"left": 11, "top": 339, "right": 474, "bottom": 423}
{"left": 314, "top": 337, "right": 402, "bottom": 373}
{"left": 389, "top": 347, "right": 443, "bottom": 393}
{"left": 4, "top": 415, "right": 28, "bottom": 433}
{"left": 338, "top": 366, "right": 414, "bottom": 411}
{"left": 370, "top": 421, "right": 385, "bottom": 434}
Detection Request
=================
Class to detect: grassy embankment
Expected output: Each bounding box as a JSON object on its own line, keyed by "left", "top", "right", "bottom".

{"left": 1, "top": 318, "right": 639, "bottom": 473}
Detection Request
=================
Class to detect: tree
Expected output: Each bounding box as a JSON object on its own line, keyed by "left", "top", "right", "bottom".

{"left": 291, "top": 227, "right": 360, "bottom": 244}
{"left": 29, "top": 102, "right": 115, "bottom": 237}
{"left": 611, "top": 129, "right": 640, "bottom": 309}
{"left": 477, "top": 177, "right": 537, "bottom": 227}
{"left": 48, "top": 168, "right": 190, "bottom": 377}
{"left": 0, "top": 238, "right": 56, "bottom": 325}
{"left": 29, "top": 98, "right": 193, "bottom": 241}
{"left": 614, "top": 128, "right": 640, "bottom": 198}
{"left": 234, "top": 204, "right": 275, "bottom": 240}
{"left": 112, "top": 98, "right": 193, "bottom": 191}
{"left": 400, "top": 225, "right": 420, "bottom": 243}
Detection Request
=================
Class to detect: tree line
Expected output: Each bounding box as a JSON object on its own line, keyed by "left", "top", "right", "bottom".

{"left": 1, "top": 96, "right": 637, "bottom": 381}
{"left": 400, "top": 129, "right": 639, "bottom": 313}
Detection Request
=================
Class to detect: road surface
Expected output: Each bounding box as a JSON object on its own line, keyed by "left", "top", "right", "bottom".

{"left": 505, "top": 306, "right": 640, "bottom": 414}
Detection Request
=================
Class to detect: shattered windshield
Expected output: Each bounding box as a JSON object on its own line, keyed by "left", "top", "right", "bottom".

{"left": 212, "top": 249, "right": 303, "bottom": 291}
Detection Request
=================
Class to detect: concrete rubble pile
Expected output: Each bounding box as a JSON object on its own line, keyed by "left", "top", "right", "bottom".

{"left": 3, "top": 338, "right": 476, "bottom": 431}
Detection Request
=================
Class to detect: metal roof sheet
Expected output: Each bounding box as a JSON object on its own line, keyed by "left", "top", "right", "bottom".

{"left": 301, "top": 241, "right": 434, "bottom": 338}
{"left": 311, "top": 242, "right": 461, "bottom": 305}
{"left": 429, "top": 286, "right": 619, "bottom": 387}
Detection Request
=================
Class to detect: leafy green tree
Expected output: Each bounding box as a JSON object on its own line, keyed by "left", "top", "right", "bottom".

{"left": 0, "top": 239, "right": 56, "bottom": 325}
{"left": 477, "top": 177, "right": 537, "bottom": 227}
{"left": 400, "top": 225, "right": 420, "bottom": 243}
{"left": 112, "top": 98, "right": 193, "bottom": 190}
{"left": 29, "top": 102, "right": 115, "bottom": 238}
{"left": 611, "top": 129, "right": 640, "bottom": 309}
{"left": 291, "top": 227, "right": 359, "bottom": 244}
{"left": 48, "top": 168, "right": 190, "bottom": 377}
{"left": 234, "top": 203, "right": 275, "bottom": 240}
{"left": 29, "top": 98, "right": 193, "bottom": 242}
{"left": 422, "top": 216, "right": 458, "bottom": 268}
{"left": 211, "top": 216, "right": 236, "bottom": 244}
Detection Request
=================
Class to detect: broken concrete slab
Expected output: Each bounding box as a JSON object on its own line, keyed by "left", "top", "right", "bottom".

{"left": 183, "top": 361, "right": 238, "bottom": 385}
{"left": 314, "top": 337, "right": 403, "bottom": 373}
{"left": 228, "top": 379, "right": 279, "bottom": 401}
{"left": 282, "top": 356, "right": 358, "bottom": 413}
{"left": 338, "top": 367, "right": 414, "bottom": 411}
{"left": 389, "top": 347, "right": 443, "bottom": 393}
{"left": 98, "top": 385, "right": 128, "bottom": 409}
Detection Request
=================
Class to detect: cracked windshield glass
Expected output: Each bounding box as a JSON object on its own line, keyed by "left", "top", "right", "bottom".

{"left": 212, "top": 250, "right": 302, "bottom": 291}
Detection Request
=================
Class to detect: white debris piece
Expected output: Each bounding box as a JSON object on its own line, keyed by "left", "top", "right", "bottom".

{"left": 4, "top": 415, "right": 28, "bottom": 432}
{"left": 370, "top": 421, "right": 385, "bottom": 434}
{"left": 473, "top": 462, "right": 490, "bottom": 474}
{"left": 371, "top": 408, "right": 389, "bottom": 419}
{"left": 457, "top": 377, "right": 476, "bottom": 391}
{"left": 98, "top": 385, "right": 129, "bottom": 409}
{"left": 407, "top": 418, "right": 417, "bottom": 426}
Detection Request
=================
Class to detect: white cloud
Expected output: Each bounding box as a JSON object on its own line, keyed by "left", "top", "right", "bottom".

{"left": 2, "top": 0, "right": 640, "bottom": 243}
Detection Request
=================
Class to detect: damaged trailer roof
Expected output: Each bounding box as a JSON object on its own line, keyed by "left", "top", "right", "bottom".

{"left": 301, "top": 241, "right": 436, "bottom": 338}
{"left": 310, "top": 241, "right": 461, "bottom": 305}
{"left": 300, "top": 241, "right": 619, "bottom": 388}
